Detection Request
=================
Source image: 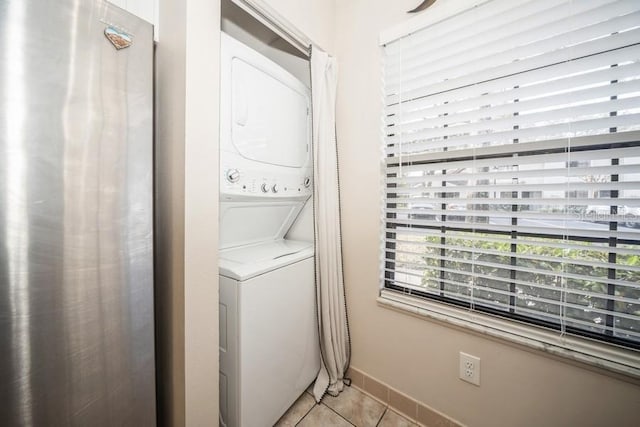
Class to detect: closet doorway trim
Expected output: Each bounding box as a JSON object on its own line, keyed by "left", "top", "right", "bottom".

{"left": 230, "top": 0, "right": 311, "bottom": 57}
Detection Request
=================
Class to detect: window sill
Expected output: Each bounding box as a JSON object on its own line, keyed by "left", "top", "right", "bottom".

{"left": 378, "top": 289, "right": 640, "bottom": 380}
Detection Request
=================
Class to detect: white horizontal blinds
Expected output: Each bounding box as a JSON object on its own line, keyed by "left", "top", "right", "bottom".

{"left": 382, "top": 0, "right": 640, "bottom": 346}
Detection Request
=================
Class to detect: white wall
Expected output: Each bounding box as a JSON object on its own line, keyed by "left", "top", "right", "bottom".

{"left": 154, "top": 0, "right": 186, "bottom": 423}
{"left": 262, "top": 0, "right": 335, "bottom": 52}
{"left": 183, "top": 0, "right": 221, "bottom": 424}
{"left": 155, "top": 0, "right": 220, "bottom": 425}
{"left": 334, "top": 1, "right": 640, "bottom": 426}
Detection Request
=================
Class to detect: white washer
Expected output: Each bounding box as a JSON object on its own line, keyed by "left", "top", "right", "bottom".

{"left": 219, "top": 240, "right": 319, "bottom": 427}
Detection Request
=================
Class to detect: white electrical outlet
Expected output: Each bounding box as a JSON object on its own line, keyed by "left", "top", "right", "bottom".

{"left": 459, "top": 352, "right": 481, "bottom": 386}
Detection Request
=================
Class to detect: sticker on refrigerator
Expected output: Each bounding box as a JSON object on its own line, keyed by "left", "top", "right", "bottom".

{"left": 105, "top": 26, "right": 132, "bottom": 50}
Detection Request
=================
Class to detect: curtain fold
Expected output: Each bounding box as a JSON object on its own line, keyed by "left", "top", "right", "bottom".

{"left": 310, "top": 46, "right": 351, "bottom": 403}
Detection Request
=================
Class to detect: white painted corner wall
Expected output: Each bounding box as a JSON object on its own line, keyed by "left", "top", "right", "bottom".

{"left": 154, "top": 0, "right": 221, "bottom": 425}
{"left": 260, "top": 0, "right": 336, "bottom": 53}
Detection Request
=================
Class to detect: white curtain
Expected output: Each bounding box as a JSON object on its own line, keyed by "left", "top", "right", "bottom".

{"left": 310, "top": 46, "right": 351, "bottom": 403}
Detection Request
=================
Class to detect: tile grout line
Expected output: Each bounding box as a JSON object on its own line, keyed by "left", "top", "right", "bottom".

{"left": 297, "top": 383, "right": 401, "bottom": 427}
{"left": 375, "top": 407, "right": 389, "bottom": 427}
{"left": 321, "top": 401, "right": 357, "bottom": 426}
{"left": 322, "top": 386, "right": 389, "bottom": 427}
{"left": 293, "top": 400, "right": 319, "bottom": 427}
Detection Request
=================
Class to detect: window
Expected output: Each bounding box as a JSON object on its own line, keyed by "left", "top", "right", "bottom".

{"left": 381, "top": 0, "right": 640, "bottom": 354}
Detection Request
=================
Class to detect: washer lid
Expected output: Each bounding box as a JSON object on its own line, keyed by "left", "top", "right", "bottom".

{"left": 219, "top": 239, "right": 314, "bottom": 281}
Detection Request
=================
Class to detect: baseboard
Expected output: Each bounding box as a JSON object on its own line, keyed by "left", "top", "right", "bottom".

{"left": 346, "top": 366, "right": 464, "bottom": 427}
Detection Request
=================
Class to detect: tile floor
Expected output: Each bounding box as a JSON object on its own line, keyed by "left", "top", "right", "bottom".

{"left": 275, "top": 383, "right": 419, "bottom": 427}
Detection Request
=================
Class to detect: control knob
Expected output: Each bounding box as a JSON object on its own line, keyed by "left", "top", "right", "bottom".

{"left": 272, "top": 184, "right": 279, "bottom": 193}
{"left": 226, "top": 168, "right": 240, "bottom": 183}
{"left": 261, "top": 183, "right": 269, "bottom": 193}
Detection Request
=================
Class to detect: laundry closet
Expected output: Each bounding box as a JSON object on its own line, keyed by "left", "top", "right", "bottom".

{"left": 217, "top": 1, "right": 320, "bottom": 426}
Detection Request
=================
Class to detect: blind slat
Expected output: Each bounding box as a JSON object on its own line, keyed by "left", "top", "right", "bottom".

{"left": 385, "top": 227, "right": 640, "bottom": 256}
{"left": 385, "top": 208, "right": 640, "bottom": 227}
{"left": 385, "top": 219, "right": 640, "bottom": 240}
{"left": 388, "top": 267, "right": 640, "bottom": 298}
{"left": 386, "top": 164, "right": 640, "bottom": 185}
{"left": 385, "top": 131, "right": 640, "bottom": 166}
{"left": 387, "top": 145, "right": 640, "bottom": 172}
{"left": 387, "top": 198, "right": 640, "bottom": 208}
{"left": 384, "top": 256, "right": 640, "bottom": 291}
{"left": 386, "top": 114, "right": 640, "bottom": 155}
{"left": 387, "top": 180, "right": 640, "bottom": 194}
{"left": 389, "top": 244, "right": 640, "bottom": 275}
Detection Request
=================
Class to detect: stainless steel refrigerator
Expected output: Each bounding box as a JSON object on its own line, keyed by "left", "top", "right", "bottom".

{"left": 0, "top": 1, "right": 156, "bottom": 425}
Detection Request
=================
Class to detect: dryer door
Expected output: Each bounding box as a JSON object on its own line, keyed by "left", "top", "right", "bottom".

{"left": 231, "top": 57, "right": 311, "bottom": 168}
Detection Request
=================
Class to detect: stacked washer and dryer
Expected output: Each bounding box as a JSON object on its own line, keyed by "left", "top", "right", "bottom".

{"left": 218, "top": 33, "right": 320, "bottom": 427}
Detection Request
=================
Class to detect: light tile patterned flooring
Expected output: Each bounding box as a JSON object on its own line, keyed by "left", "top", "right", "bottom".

{"left": 275, "top": 383, "right": 418, "bottom": 427}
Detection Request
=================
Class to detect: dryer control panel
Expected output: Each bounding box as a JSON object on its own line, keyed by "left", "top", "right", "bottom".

{"left": 220, "top": 161, "right": 312, "bottom": 201}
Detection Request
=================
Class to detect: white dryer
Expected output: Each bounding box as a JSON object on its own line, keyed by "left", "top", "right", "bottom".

{"left": 219, "top": 32, "right": 313, "bottom": 252}
{"left": 218, "top": 32, "right": 319, "bottom": 427}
